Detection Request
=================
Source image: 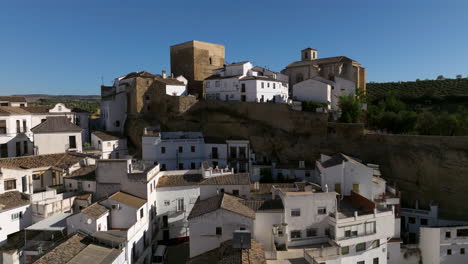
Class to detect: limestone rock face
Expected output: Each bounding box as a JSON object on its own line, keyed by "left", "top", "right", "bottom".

{"left": 127, "top": 100, "right": 468, "bottom": 220}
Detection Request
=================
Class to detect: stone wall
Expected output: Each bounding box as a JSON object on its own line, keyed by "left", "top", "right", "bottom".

{"left": 126, "top": 99, "right": 468, "bottom": 220}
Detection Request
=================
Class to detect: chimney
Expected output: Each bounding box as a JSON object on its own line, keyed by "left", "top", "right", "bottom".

{"left": 162, "top": 70, "right": 167, "bottom": 79}
{"left": 171, "top": 73, "right": 174, "bottom": 78}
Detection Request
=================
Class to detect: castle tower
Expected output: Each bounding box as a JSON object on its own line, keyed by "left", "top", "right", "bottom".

{"left": 301, "top": 48, "right": 318, "bottom": 61}
{"left": 170, "top": 40, "right": 225, "bottom": 98}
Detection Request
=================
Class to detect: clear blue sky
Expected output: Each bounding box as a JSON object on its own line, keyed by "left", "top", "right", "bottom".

{"left": 1, "top": 0, "right": 467, "bottom": 95}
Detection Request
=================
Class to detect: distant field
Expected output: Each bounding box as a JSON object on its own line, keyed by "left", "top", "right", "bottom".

{"left": 367, "top": 78, "right": 468, "bottom": 101}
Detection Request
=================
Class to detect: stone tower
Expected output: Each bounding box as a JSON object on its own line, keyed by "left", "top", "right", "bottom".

{"left": 301, "top": 48, "right": 318, "bottom": 61}
{"left": 170, "top": 40, "right": 225, "bottom": 98}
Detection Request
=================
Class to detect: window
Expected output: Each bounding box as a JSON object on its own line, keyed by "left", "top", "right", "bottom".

{"left": 261, "top": 82, "right": 264, "bottom": 88}
{"left": 4, "top": 180, "right": 16, "bottom": 190}
{"left": 408, "top": 217, "right": 416, "bottom": 224}
{"left": 164, "top": 200, "right": 170, "bottom": 206}
{"left": 178, "top": 163, "right": 184, "bottom": 170}
{"left": 0, "top": 143, "right": 8, "bottom": 157}
{"left": 371, "top": 239, "right": 380, "bottom": 248}
{"left": 191, "top": 162, "right": 196, "bottom": 169}
{"left": 341, "top": 246, "right": 349, "bottom": 255}
{"left": 317, "top": 207, "right": 327, "bottom": 215}
{"left": 232, "top": 190, "right": 239, "bottom": 196}
{"left": 267, "top": 82, "right": 270, "bottom": 88}
{"left": 22, "top": 120, "right": 27, "bottom": 132}
{"left": 69, "top": 136, "right": 77, "bottom": 149}
{"left": 447, "top": 249, "right": 452, "bottom": 255}
{"left": 446, "top": 231, "right": 451, "bottom": 238}
{"left": 191, "top": 146, "right": 195, "bottom": 152}
{"left": 211, "top": 147, "right": 218, "bottom": 159}
{"left": 23, "top": 141, "right": 28, "bottom": 154}
{"left": 177, "top": 198, "right": 184, "bottom": 212}
{"left": 0, "top": 120, "right": 6, "bottom": 134}
{"left": 161, "top": 164, "right": 166, "bottom": 171}
{"left": 273, "top": 83, "right": 276, "bottom": 89}
{"left": 306, "top": 228, "right": 317, "bottom": 237}
{"left": 356, "top": 242, "right": 366, "bottom": 252}
{"left": 291, "top": 209, "right": 301, "bottom": 217}
{"left": 420, "top": 218, "right": 428, "bottom": 226}
{"left": 206, "top": 81, "right": 210, "bottom": 88}
{"left": 457, "top": 229, "right": 468, "bottom": 237}
{"left": 16, "top": 120, "right": 20, "bottom": 133}
{"left": 357, "top": 261, "right": 365, "bottom": 264}
{"left": 16, "top": 142, "right": 21, "bottom": 156}
{"left": 373, "top": 259, "right": 379, "bottom": 264}
{"left": 241, "top": 83, "right": 246, "bottom": 92}
{"left": 461, "top": 248, "right": 465, "bottom": 254}
{"left": 345, "top": 230, "right": 351, "bottom": 237}
{"left": 161, "top": 146, "right": 166, "bottom": 154}
{"left": 178, "top": 146, "right": 183, "bottom": 153}
{"left": 290, "top": 230, "right": 301, "bottom": 239}
{"left": 11, "top": 212, "right": 22, "bottom": 221}
{"left": 216, "top": 227, "right": 222, "bottom": 236}
{"left": 209, "top": 57, "right": 212, "bottom": 64}
{"left": 115, "top": 121, "right": 120, "bottom": 127}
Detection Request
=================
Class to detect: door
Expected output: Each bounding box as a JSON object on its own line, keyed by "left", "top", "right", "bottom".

{"left": 163, "top": 215, "right": 168, "bottom": 228}
{"left": 69, "top": 136, "right": 77, "bottom": 149}
{"left": 241, "top": 95, "right": 246, "bottom": 102}
{"left": 352, "top": 184, "right": 360, "bottom": 194}
{"left": 163, "top": 230, "right": 170, "bottom": 241}
{"left": 335, "top": 183, "right": 341, "bottom": 195}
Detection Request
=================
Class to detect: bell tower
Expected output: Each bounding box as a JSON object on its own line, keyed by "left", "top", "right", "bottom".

{"left": 301, "top": 48, "right": 318, "bottom": 61}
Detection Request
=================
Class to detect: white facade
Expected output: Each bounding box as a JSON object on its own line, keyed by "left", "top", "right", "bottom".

{"left": 204, "top": 62, "right": 288, "bottom": 103}
{"left": 33, "top": 131, "right": 82, "bottom": 155}
{"left": 293, "top": 76, "right": 356, "bottom": 111}
{"left": 420, "top": 226, "right": 468, "bottom": 264}
{"left": 66, "top": 206, "right": 109, "bottom": 235}
{"left": 90, "top": 132, "right": 128, "bottom": 159}
{"left": 0, "top": 203, "right": 32, "bottom": 245}
{"left": 100, "top": 77, "right": 130, "bottom": 134}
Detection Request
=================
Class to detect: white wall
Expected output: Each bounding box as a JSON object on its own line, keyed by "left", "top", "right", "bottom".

{"left": 0, "top": 204, "right": 32, "bottom": 245}
{"left": 34, "top": 132, "right": 82, "bottom": 155}
{"left": 67, "top": 211, "right": 109, "bottom": 235}
{"left": 0, "top": 168, "right": 32, "bottom": 194}
{"left": 199, "top": 184, "right": 249, "bottom": 200}
{"left": 166, "top": 85, "right": 186, "bottom": 96}
{"left": 292, "top": 79, "right": 331, "bottom": 106}
{"left": 189, "top": 209, "right": 254, "bottom": 258}
{"left": 91, "top": 134, "right": 127, "bottom": 159}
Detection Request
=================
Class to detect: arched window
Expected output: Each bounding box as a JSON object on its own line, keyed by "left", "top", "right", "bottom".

{"left": 296, "top": 73, "right": 304, "bottom": 83}
{"left": 209, "top": 57, "right": 212, "bottom": 65}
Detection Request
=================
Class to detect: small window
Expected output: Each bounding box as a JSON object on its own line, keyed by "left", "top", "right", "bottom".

{"left": 420, "top": 218, "right": 428, "bottom": 226}
{"left": 456, "top": 229, "right": 468, "bottom": 237}
{"left": 178, "top": 163, "right": 184, "bottom": 170}
{"left": 267, "top": 82, "right": 270, "bottom": 88}
{"left": 345, "top": 230, "right": 351, "bottom": 237}
{"left": 115, "top": 121, "right": 120, "bottom": 127}
{"left": 273, "top": 83, "right": 276, "bottom": 89}
{"left": 161, "top": 147, "right": 166, "bottom": 154}
{"left": 209, "top": 57, "right": 212, "bottom": 65}
{"left": 461, "top": 248, "right": 465, "bottom": 254}
{"left": 447, "top": 249, "right": 452, "bottom": 255}
{"left": 191, "top": 162, "right": 196, "bottom": 169}
{"left": 371, "top": 240, "right": 380, "bottom": 248}
{"left": 178, "top": 146, "right": 183, "bottom": 153}
{"left": 357, "top": 261, "right": 365, "bottom": 264}
{"left": 191, "top": 146, "right": 195, "bottom": 152}
{"left": 290, "top": 230, "right": 301, "bottom": 239}
{"left": 317, "top": 207, "right": 327, "bottom": 215}
{"left": 161, "top": 164, "right": 166, "bottom": 171}
{"left": 140, "top": 208, "right": 144, "bottom": 218}
{"left": 4, "top": 180, "right": 16, "bottom": 190}
{"left": 232, "top": 190, "right": 239, "bottom": 196}
{"left": 261, "top": 82, "right": 264, "bottom": 88}
{"left": 291, "top": 209, "right": 301, "bottom": 217}
{"left": 373, "top": 259, "right": 379, "bottom": 264}
{"left": 356, "top": 242, "right": 366, "bottom": 252}
{"left": 306, "top": 228, "right": 317, "bottom": 237}
{"left": 446, "top": 231, "right": 451, "bottom": 239}
{"left": 341, "top": 246, "right": 349, "bottom": 255}
{"left": 216, "top": 227, "right": 222, "bottom": 236}
{"left": 164, "top": 200, "right": 170, "bottom": 206}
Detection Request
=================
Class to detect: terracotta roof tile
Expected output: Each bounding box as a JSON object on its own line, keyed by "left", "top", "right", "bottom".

{"left": 199, "top": 173, "right": 250, "bottom": 185}
{"left": 0, "top": 191, "right": 30, "bottom": 211}
{"left": 156, "top": 174, "right": 204, "bottom": 188}
{"left": 0, "top": 106, "right": 31, "bottom": 115}
{"left": 67, "top": 166, "right": 96, "bottom": 181}
{"left": 81, "top": 203, "right": 108, "bottom": 219}
{"left": 0, "top": 153, "right": 85, "bottom": 170}
{"left": 34, "top": 233, "right": 90, "bottom": 264}
{"left": 31, "top": 116, "right": 82, "bottom": 133}
{"left": 239, "top": 199, "right": 284, "bottom": 211}
{"left": 92, "top": 131, "right": 123, "bottom": 141}
{"left": 108, "top": 192, "right": 146, "bottom": 209}
{"left": 188, "top": 239, "right": 266, "bottom": 264}
{"left": 0, "top": 96, "right": 27, "bottom": 102}
{"left": 188, "top": 193, "right": 255, "bottom": 220}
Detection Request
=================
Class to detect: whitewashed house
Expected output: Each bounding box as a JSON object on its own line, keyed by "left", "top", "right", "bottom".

{"left": 420, "top": 225, "right": 468, "bottom": 264}
{"left": 0, "top": 103, "right": 89, "bottom": 158}
{"left": 67, "top": 202, "right": 109, "bottom": 235}
{"left": 91, "top": 131, "right": 128, "bottom": 159}
{"left": 293, "top": 76, "right": 356, "bottom": 111}
{"left": 142, "top": 130, "right": 251, "bottom": 173}
{"left": 0, "top": 96, "right": 27, "bottom": 107}
{"left": 0, "top": 191, "right": 32, "bottom": 245}
{"left": 31, "top": 116, "right": 83, "bottom": 155}
{"left": 204, "top": 61, "right": 289, "bottom": 103}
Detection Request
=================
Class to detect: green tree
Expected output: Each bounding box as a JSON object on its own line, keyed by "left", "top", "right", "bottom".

{"left": 338, "top": 88, "right": 364, "bottom": 123}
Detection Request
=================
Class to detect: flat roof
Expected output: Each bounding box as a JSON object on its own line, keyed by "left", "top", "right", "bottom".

{"left": 26, "top": 212, "right": 71, "bottom": 231}
{"left": 67, "top": 244, "right": 122, "bottom": 264}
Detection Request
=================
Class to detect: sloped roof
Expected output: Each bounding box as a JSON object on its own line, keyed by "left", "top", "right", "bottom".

{"left": 154, "top": 76, "right": 185, "bottom": 86}
{"left": 156, "top": 174, "right": 204, "bottom": 188}
{"left": 240, "top": 76, "right": 281, "bottom": 82}
{"left": 21, "top": 106, "right": 52, "bottom": 113}
{"left": 226, "top": 61, "right": 249, "bottom": 66}
{"left": 67, "top": 244, "right": 122, "bottom": 264}
{"left": 0, "top": 106, "right": 31, "bottom": 115}
{"left": 92, "top": 131, "right": 123, "bottom": 141}
{"left": 0, "top": 96, "right": 26, "bottom": 102}
{"left": 0, "top": 153, "right": 85, "bottom": 170}
{"left": 239, "top": 199, "right": 284, "bottom": 212}
{"left": 121, "top": 71, "right": 157, "bottom": 80}
{"left": 108, "top": 192, "right": 146, "bottom": 208}
{"left": 188, "top": 239, "right": 266, "bottom": 264}
{"left": 34, "top": 233, "right": 90, "bottom": 264}
{"left": 319, "top": 153, "right": 364, "bottom": 168}
{"left": 286, "top": 56, "right": 356, "bottom": 68}
{"left": 81, "top": 203, "right": 108, "bottom": 219}
{"left": 0, "top": 191, "right": 30, "bottom": 211}
{"left": 68, "top": 166, "right": 96, "bottom": 180}
{"left": 31, "top": 116, "right": 82, "bottom": 133}
{"left": 199, "top": 173, "right": 250, "bottom": 185}
{"left": 188, "top": 193, "right": 255, "bottom": 220}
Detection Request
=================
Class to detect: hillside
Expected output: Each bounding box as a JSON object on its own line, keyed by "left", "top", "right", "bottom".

{"left": 12, "top": 94, "right": 100, "bottom": 102}
{"left": 367, "top": 78, "right": 468, "bottom": 101}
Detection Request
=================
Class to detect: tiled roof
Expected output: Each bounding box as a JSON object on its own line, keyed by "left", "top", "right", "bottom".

{"left": 121, "top": 71, "right": 157, "bottom": 80}
{"left": 67, "top": 244, "right": 122, "bottom": 264}
{"left": 239, "top": 199, "right": 284, "bottom": 211}
{"left": 205, "top": 74, "right": 242, "bottom": 80}
{"left": 226, "top": 61, "right": 249, "bottom": 66}
{"left": 0, "top": 153, "right": 85, "bottom": 170}
{"left": 155, "top": 77, "right": 185, "bottom": 86}
{"left": 188, "top": 239, "right": 266, "bottom": 264}
{"left": 92, "top": 131, "right": 123, "bottom": 141}
{"left": 240, "top": 76, "right": 281, "bottom": 82}
{"left": 188, "top": 193, "right": 255, "bottom": 220}
{"left": 108, "top": 192, "right": 146, "bottom": 208}
{"left": 67, "top": 166, "right": 96, "bottom": 181}
{"left": 21, "top": 106, "right": 52, "bottom": 113}
{"left": 319, "top": 153, "right": 364, "bottom": 168}
{"left": 200, "top": 173, "right": 250, "bottom": 185}
{"left": 31, "top": 116, "right": 82, "bottom": 133}
{"left": 156, "top": 174, "right": 204, "bottom": 188}
{"left": 81, "top": 203, "right": 108, "bottom": 219}
{"left": 286, "top": 56, "right": 356, "bottom": 68}
{"left": 34, "top": 233, "right": 90, "bottom": 264}
{"left": 0, "top": 96, "right": 27, "bottom": 102}
{"left": 0, "top": 191, "right": 30, "bottom": 211}
{"left": 0, "top": 106, "right": 31, "bottom": 115}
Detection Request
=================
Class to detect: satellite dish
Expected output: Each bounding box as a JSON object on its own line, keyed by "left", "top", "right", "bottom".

{"left": 87, "top": 218, "right": 92, "bottom": 225}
